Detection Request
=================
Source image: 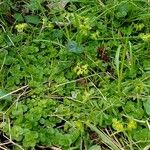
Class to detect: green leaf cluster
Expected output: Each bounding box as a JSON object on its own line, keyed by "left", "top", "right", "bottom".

{"left": 0, "top": 0, "right": 150, "bottom": 149}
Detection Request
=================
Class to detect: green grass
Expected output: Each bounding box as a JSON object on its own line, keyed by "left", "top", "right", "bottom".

{"left": 0, "top": 0, "right": 150, "bottom": 149}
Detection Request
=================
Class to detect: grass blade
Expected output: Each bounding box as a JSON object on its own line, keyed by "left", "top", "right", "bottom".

{"left": 86, "top": 122, "right": 123, "bottom": 150}
{"left": 115, "top": 45, "right": 122, "bottom": 78}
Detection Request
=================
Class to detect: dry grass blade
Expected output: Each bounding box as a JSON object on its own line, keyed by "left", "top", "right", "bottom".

{"left": 144, "top": 145, "right": 150, "bottom": 150}
{"left": 0, "top": 145, "right": 8, "bottom": 150}
{"left": 3, "top": 135, "right": 24, "bottom": 150}
{"left": 0, "top": 85, "right": 28, "bottom": 100}
{"left": 86, "top": 123, "right": 124, "bottom": 150}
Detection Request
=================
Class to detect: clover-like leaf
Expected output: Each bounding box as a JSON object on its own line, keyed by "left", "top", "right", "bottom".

{"left": 143, "top": 99, "right": 150, "bottom": 116}
{"left": 25, "top": 15, "right": 40, "bottom": 25}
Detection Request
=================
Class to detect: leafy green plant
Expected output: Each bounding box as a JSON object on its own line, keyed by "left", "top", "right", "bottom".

{"left": 0, "top": 0, "right": 150, "bottom": 149}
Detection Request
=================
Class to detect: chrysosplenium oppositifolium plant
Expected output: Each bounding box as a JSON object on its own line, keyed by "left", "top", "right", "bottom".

{"left": 0, "top": 0, "right": 150, "bottom": 149}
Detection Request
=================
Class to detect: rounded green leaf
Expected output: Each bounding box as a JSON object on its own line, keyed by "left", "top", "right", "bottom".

{"left": 143, "top": 99, "right": 150, "bottom": 116}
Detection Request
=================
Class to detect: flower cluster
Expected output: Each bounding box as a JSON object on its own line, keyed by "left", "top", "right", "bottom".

{"left": 74, "top": 63, "right": 88, "bottom": 75}
{"left": 127, "top": 119, "right": 137, "bottom": 131}
{"left": 15, "top": 23, "right": 28, "bottom": 32}
{"left": 134, "top": 23, "right": 144, "bottom": 31}
{"left": 91, "top": 30, "right": 100, "bottom": 40}
{"left": 112, "top": 118, "right": 124, "bottom": 132}
{"left": 139, "top": 33, "right": 150, "bottom": 42}
{"left": 42, "top": 17, "right": 54, "bottom": 29}
{"left": 74, "top": 121, "right": 84, "bottom": 131}
{"left": 112, "top": 118, "right": 137, "bottom": 132}
{"left": 71, "top": 14, "right": 91, "bottom": 36}
{"left": 79, "top": 17, "right": 91, "bottom": 35}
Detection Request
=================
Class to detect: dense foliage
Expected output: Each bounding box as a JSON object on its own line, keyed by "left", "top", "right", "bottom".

{"left": 0, "top": 0, "right": 150, "bottom": 149}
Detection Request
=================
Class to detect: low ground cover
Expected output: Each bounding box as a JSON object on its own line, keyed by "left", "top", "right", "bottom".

{"left": 0, "top": 0, "right": 150, "bottom": 149}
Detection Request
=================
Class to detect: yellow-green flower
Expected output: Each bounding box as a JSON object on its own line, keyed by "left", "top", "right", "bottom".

{"left": 47, "top": 22, "right": 54, "bottom": 29}
{"left": 82, "top": 91, "right": 91, "bottom": 102}
{"left": 91, "top": 30, "right": 99, "bottom": 40}
{"left": 79, "top": 24, "right": 91, "bottom": 36}
{"left": 127, "top": 119, "right": 137, "bottom": 131}
{"left": 42, "top": 17, "right": 54, "bottom": 29}
{"left": 75, "top": 121, "right": 84, "bottom": 131}
{"left": 112, "top": 118, "right": 124, "bottom": 132}
{"left": 15, "top": 23, "right": 28, "bottom": 32}
{"left": 139, "top": 33, "right": 150, "bottom": 42}
{"left": 134, "top": 23, "right": 144, "bottom": 31}
{"left": 79, "top": 24, "right": 91, "bottom": 30}
{"left": 74, "top": 64, "right": 88, "bottom": 75}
